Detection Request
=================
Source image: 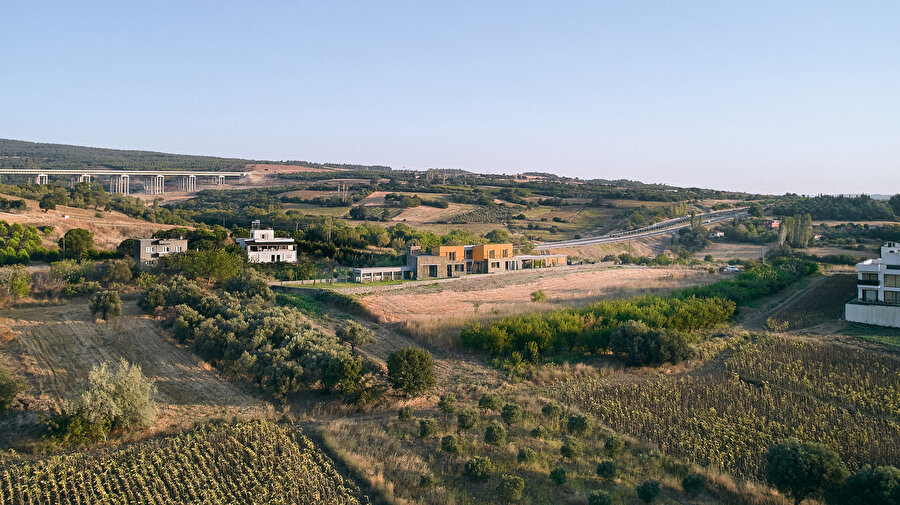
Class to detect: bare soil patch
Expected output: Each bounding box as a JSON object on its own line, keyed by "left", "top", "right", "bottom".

{"left": 0, "top": 301, "right": 268, "bottom": 430}
{"left": 702, "top": 242, "right": 772, "bottom": 261}
{"left": 552, "top": 235, "right": 669, "bottom": 260}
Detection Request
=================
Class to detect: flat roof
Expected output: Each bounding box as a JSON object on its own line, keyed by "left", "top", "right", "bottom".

{"left": 352, "top": 266, "right": 412, "bottom": 273}
{"left": 515, "top": 254, "right": 567, "bottom": 260}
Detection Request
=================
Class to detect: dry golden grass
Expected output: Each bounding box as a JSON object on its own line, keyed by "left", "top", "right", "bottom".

{"left": 361, "top": 266, "right": 719, "bottom": 349}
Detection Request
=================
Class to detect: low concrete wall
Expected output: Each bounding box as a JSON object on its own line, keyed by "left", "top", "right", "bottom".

{"left": 845, "top": 302, "right": 900, "bottom": 328}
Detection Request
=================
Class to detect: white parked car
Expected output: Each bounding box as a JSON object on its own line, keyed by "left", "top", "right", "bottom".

{"left": 724, "top": 265, "right": 741, "bottom": 272}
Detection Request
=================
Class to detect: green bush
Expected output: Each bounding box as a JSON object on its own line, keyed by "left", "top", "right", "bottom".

{"left": 438, "top": 393, "right": 457, "bottom": 416}
{"left": 0, "top": 365, "right": 25, "bottom": 415}
{"left": 478, "top": 392, "right": 502, "bottom": 411}
{"left": 637, "top": 480, "right": 661, "bottom": 503}
{"left": 549, "top": 466, "right": 567, "bottom": 485}
{"left": 560, "top": 438, "right": 583, "bottom": 460}
{"left": 766, "top": 439, "right": 848, "bottom": 505}
{"left": 441, "top": 435, "right": 461, "bottom": 454}
{"left": 336, "top": 320, "right": 374, "bottom": 349}
{"left": 498, "top": 474, "right": 525, "bottom": 502}
{"left": 541, "top": 402, "right": 563, "bottom": 420}
{"left": 419, "top": 418, "right": 440, "bottom": 438}
{"left": 682, "top": 473, "right": 707, "bottom": 497}
{"left": 484, "top": 420, "right": 507, "bottom": 446}
{"left": 501, "top": 403, "right": 523, "bottom": 426}
{"left": 398, "top": 406, "right": 414, "bottom": 421}
{"left": 457, "top": 408, "right": 479, "bottom": 430}
{"left": 596, "top": 460, "right": 617, "bottom": 480}
{"left": 588, "top": 491, "right": 613, "bottom": 505}
{"left": 567, "top": 413, "right": 592, "bottom": 436}
{"left": 387, "top": 346, "right": 435, "bottom": 397}
{"left": 605, "top": 435, "right": 625, "bottom": 455}
{"left": 517, "top": 447, "right": 538, "bottom": 464}
{"left": 465, "top": 456, "right": 493, "bottom": 481}
{"left": 89, "top": 290, "right": 122, "bottom": 320}
{"left": 827, "top": 465, "right": 900, "bottom": 505}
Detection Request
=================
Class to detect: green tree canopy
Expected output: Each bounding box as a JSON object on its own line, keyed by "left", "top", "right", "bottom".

{"left": 386, "top": 346, "right": 435, "bottom": 396}
{"left": 766, "top": 439, "right": 849, "bottom": 505}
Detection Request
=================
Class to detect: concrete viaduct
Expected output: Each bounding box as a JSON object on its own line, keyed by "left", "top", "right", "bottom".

{"left": 0, "top": 169, "right": 246, "bottom": 195}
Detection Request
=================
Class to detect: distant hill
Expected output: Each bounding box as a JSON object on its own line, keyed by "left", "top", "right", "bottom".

{"left": 0, "top": 138, "right": 392, "bottom": 172}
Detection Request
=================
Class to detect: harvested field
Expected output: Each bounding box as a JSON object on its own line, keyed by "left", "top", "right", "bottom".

{"left": 392, "top": 202, "right": 473, "bottom": 222}
{"left": 0, "top": 194, "right": 187, "bottom": 249}
{"left": 359, "top": 265, "right": 719, "bottom": 349}
{"left": 701, "top": 242, "right": 771, "bottom": 261}
{"left": 804, "top": 246, "right": 876, "bottom": 259}
{"left": 0, "top": 301, "right": 268, "bottom": 430}
{"left": 551, "top": 235, "right": 669, "bottom": 260}
{"left": 278, "top": 189, "right": 340, "bottom": 199}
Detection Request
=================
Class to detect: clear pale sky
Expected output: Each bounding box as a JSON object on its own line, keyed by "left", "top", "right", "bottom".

{"left": 2, "top": 2, "right": 898, "bottom": 195}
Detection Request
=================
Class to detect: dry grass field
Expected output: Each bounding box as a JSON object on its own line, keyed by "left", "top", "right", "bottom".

{"left": 0, "top": 301, "right": 269, "bottom": 431}
{"left": 0, "top": 194, "right": 187, "bottom": 249}
{"left": 551, "top": 235, "right": 670, "bottom": 260}
{"left": 701, "top": 242, "right": 771, "bottom": 261}
{"left": 359, "top": 265, "right": 719, "bottom": 349}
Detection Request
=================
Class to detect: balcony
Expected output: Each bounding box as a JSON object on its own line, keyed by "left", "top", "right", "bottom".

{"left": 858, "top": 278, "right": 881, "bottom": 286}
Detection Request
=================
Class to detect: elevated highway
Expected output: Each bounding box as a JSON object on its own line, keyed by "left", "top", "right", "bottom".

{"left": 0, "top": 169, "right": 246, "bottom": 195}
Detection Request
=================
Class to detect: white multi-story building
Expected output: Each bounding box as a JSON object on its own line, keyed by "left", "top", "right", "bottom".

{"left": 845, "top": 242, "right": 900, "bottom": 328}
{"left": 235, "top": 228, "right": 297, "bottom": 263}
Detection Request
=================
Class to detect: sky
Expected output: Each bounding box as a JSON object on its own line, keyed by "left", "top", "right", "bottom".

{"left": 2, "top": 1, "right": 898, "bottom": 195}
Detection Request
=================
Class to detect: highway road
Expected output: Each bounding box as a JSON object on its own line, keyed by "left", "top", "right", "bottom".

{"left": 533, "top": 208, "right": 749, "bottom": 251}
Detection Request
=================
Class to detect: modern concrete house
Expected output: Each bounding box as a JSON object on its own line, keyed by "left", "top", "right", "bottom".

{"left": 351, "top": 243, "right": 567, "bottom": 282}
{"left": 134, "top": 237, "right": 187, "bottom": 265}
{"left": 845, "top": 242, "right": 900, "bottom": 328}
{"left": 236, "top": 228, "right": 297, "bottom": 263}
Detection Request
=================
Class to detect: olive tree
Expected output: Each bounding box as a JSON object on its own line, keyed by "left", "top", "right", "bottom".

{"left": 387, "top": 346, "right": 435, "bottom": 396}
{"left": 90, "top": 290, "right": 122, "bottom": 320}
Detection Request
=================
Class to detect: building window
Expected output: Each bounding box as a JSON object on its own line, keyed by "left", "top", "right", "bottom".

{"left": 428, "top": 265, "right": 438, "bottom": 277}
{"left": 162, "top": 247, "right": 169, "bottom": 253}
{"left": 489, "top": 250, "right": 495, "bottom": 259}
{"left": 502, "top": 249, "right": 509, "bottom": 258}
{"left": 862, "top": 273, "right": 879, "bottom": 282}
{"left": 885, "top": 291, "right": 900, "bottom": 304}
{"left": 863, "top": 289, "right": 878, "bottom": 302}
{"left": 448, "top": 252, "right": 456, "bottom": 261}
{"left": 174, "top": 246, "right": 182, "bottom": 252}
{"left": 465, "top": 250, "right": 473, "bottom": 260}
{"left": 885, "top": 275, "right": 900, "bottom": 288}
{"left": 145, "top": 246, "right": 153, "bottom": 253}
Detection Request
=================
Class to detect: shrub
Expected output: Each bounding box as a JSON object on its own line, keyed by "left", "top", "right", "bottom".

{"left": 498, "top": 474, "right": 525, "bottom": 502}
{"left": 609, "top": 320, "right": 691, "bottom": 367}
{"left": 596, "top": 460, "right": 617, "bottom": 480}
{"left": 560, "top": 439, "right": 583, "bottom": 460}
{"left": 223, "top": 269, "right": 274, "bottom": 301}
{"left": 441, "top": 435, "right": 461, "bottom": 454}
{"left": 419, "top": 418, "right": 440, "bottom": 438}
{"left": 420, "top": 474, "right": 435, "bottom": 488}
{"left": 465, "top": 456, "right": 493, "bottom": 481}
{"left": 530, "top": 290, "right": 547, "bottom": 303}
{"left": 588, "top": 491, "right": 613, "bottom": 505}
{"left": 89, "top": 290, "right": 122, "bottom": 320}
{"left": 637, "top": 480, "right": 661, "bottom": 503}
{"left": 484, "top": 420, "right": 507, "bottom": 446}
{"left": 827, "top": 465, "right": 900, "bottom": 505}
{"left": 478, "top": 392, "right": 502, "bottom": 411}
{"left": 387, "top": 346, "right": 435, "bottom": 396}
{"left": 517, "top": 447, "right": 537, "bottom": 464}
{"left": 541, "top": 402, "right": 563, "bottom": 420}
{"left": 336, "top": 320, "right": 375, "bottom": 350}
{"left": 501, "top": 403, "right": 523, "bottom": 426}
{"left": 71, "top": 359, "right": 157, "bottom": 430}
{"left": 458, "top": 408, "right": 479, "bottom": 430}
{"left": 549, "top": 466, "right": 567, "bottom": 485}
{"left": 0, "top": 365, "right": 25, "bottom": 415}
{"left": 766, "top": 439, "right": 848, "bottom": 505}
{"left": 567, "top": 413, "right": 592, "bottom": 436}
{"left": 530, "top": 426, "right": 550, "bottom": 439}
{"left": 605, "top": 435, "right": 625, "bottom": 454}
{"left": 682, "top": 473, "right": 707, "bottom": 497}
{"left": 438, "top": 393, "right": 457, "bottom": 416}
{"left": 398, "top": 406, "right": 414, "bottom": 421}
